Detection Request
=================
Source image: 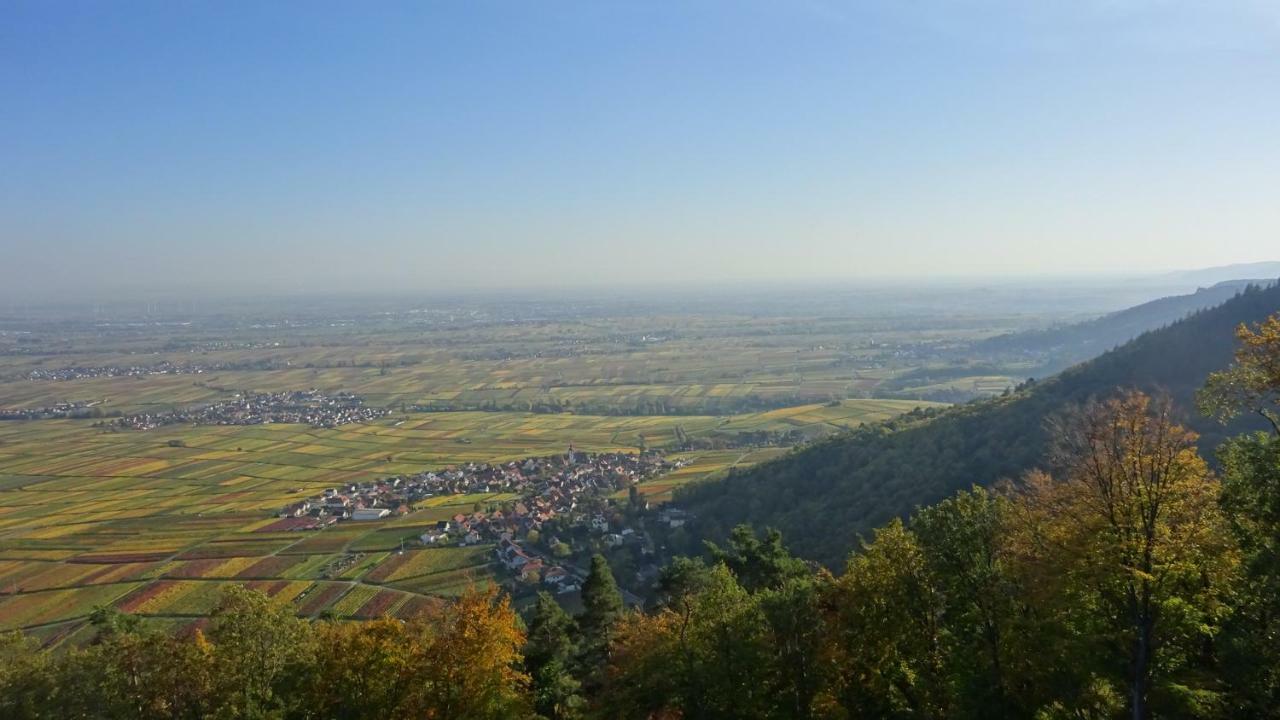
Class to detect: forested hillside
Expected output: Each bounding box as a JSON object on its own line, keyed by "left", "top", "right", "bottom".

{"left": 676, "top": 282, "right": 1280, "bottom": 567}
{"left": 976, "top": 279, "right": 1263, "bottom": 373}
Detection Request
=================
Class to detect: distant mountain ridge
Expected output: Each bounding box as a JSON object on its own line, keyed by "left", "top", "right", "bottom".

{"left": 675, "top": 281, "right": 1280, "bottom": 567}
{"left": 977, "top": 278, "right": 1271, "bottom": 374}
{"left": 1162, "top": 261, "right": 1280, "bottom": 286}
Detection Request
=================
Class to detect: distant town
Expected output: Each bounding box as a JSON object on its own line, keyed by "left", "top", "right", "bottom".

{"left": 114, "top": 389, "right": 389, "bottom": 430}
{"left": 0, "top": 388, "right": 389, "bottom": 428}
{"left": 25, "top": 360, "right": 234, "bottom": 382}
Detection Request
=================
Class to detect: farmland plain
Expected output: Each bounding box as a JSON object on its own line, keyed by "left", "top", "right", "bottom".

{"left": 0, "top": 294, "right": 1046, "bottom": 641}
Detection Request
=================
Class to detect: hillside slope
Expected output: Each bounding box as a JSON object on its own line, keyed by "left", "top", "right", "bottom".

{"left": 976, "top": 279, "right": 1265, "bottom": 373}
{"left": 676, "top": 282, "right": 1280, "bottom": 567}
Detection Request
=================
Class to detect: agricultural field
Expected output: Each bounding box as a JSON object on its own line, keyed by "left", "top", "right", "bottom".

{"left": 0, "top": 309, "right": 1035, "bottom": 414}
{"left": 0, "top": 399, "right": 937, "bottom": 634}
{"left": 0, "top": 296, "right": 1043, "bottom": 638}
{"left": 890, "top": 374, "right": 1022, "bottom": 399}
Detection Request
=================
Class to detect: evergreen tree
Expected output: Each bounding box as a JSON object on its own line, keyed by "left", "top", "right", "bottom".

{"left": 525, "top": 592, "right": 584, "bottom": 719}
{"left": 707, "top": 524, "right": 808, "bottom": 592}
{"left": 579, "top": 554, "right": 624, "bottom": 679}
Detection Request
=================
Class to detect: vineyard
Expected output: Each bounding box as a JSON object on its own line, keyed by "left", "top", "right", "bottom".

{"left": 0, "top": 397, "right": 940, "bottom": 642}
{"left": 0, "top": 308, "right": 964, "bottom": 647}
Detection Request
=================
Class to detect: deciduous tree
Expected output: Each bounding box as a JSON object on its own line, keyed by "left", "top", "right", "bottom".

{"left": 821, "top": 519, "right": 949, "bottom": 719}
{"left": 912, "top": 486, "right": 1022, "bottom": 718}
{"left": 1200, "top": 314, "right": 1280, "bottom": 435}
{"left": 1021, "top": 392, "right": 1235, "bottom": 720}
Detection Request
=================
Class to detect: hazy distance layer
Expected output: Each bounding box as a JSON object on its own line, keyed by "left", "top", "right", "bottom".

{"left": 5, "top": 264, "right": 1279, "bottom": 319}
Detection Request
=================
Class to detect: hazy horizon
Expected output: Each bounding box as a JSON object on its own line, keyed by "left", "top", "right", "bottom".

{"left": 5, "top": 1, "right": 1280, "bottom": 299}
{"left": 4, "top": 263, "right": 1275, "bottom": 304}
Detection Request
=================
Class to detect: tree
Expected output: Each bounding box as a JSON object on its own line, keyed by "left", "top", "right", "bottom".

{"left": 1200, "top": 314, "right": 1280, "bottom": 435}
{"left": 612, "top": 560, "right": 773, "bottom": 719}
{"left": 1020, "top": 392, "right": 1235, "bottom": 720}
{"left": 911, "top": 486, "right": 1022, "bottom": 718}
{"left": 305, "top": 618, "right": 419, "bottom": 720}
{"left": 406, "top": 587, "right": 531, "bottom": 719}
{"left": 598, "top": 610, "right": 682, "bottom": 719}
{"left": 577, "top": 553, "right": 625, "bottom": 700}
{"left": 525, "top": 592, "right": 584, "bottom": 719}
{"left": 0, "top": 632, "right": 55, "bottom": 720}
{"left": 580, "top": 555, "right": 624, "bottom": 660}
{"left": 757, "top": 575, "right": 828, "bottom": 720}
{"left": 206, "top": 584, "right": 314, "bottom": 719}
{"left": 87, "top": 605, "right": 143, "bottom": 637}
{"left": 677, "top": 563, "right": 772, "bottom": 719}
{"left": 1215, "top": 433, "right": 1280, "bottom": 716}
{"left": 822, "top": 519, "right": 949, "bottom": 719}
{"left": 12, "top": 609, "right": 218, "bottom": 720}
{"left": 1201, "top": 312, "right": 1280, "bottom": 714}
{"left": 100, "top": 628, "right": 215, "bottom": 719}
{"left": 706, "top": 525, "right": 808, "bottom": 593}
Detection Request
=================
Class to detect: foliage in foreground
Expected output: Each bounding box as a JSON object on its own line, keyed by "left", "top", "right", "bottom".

{"left": 1, "top": 586, "right": 528, "bottom": 720}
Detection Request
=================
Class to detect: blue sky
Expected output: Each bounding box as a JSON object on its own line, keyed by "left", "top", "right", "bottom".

{"left": 3, "top": 1, "right": 1279, "bottom": 297}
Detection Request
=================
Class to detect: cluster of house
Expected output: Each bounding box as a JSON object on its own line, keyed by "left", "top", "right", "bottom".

{"left": 114, "top": 389, "right": 388, "bottom": 430}
{"left": 25, "top": 361, "right": 217, "bottom": 382}
{"left": 493, "top": 537, "right": 579, "bottom": 593}
{"left": 278, "top": 448, "right": 679, "bottom": 582}
{"left": 417, "top": 448, "right": 674, "bottom": 498}
{"left": 24, "top": 359, "right": 367, "bottom": 383}
{"left": 271, "top": 446, "right": 685, "bottom": 593}
{"left": 420, "top": 499, "right": 663, "bottom": 595}
{"left": 280, "top": 446, "right": 675, "bottom": 523}
{"left": 275, "top": 487, "right": 410, "bottom": 526}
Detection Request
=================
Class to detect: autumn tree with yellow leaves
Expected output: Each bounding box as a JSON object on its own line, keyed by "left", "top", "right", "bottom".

{"left": 1014, "top": 393, "right": 1236, "bottom": 720}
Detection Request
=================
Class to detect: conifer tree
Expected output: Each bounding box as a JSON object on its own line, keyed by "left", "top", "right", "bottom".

{"left": 579, "top": 554, "right": 624, "bottom": 676}
{"left": 525, "top": 592, "right": 584, "bottom": 719}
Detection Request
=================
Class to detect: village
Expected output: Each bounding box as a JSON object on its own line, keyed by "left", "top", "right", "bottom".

{"left": 24, "top": 360, "right": 221, "bottom": 382}
{"left": 111, "top": 389, "right": 389, "bottom": 430}
{"left": 273, "top": 446, "right": 690, "bottom": 596}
